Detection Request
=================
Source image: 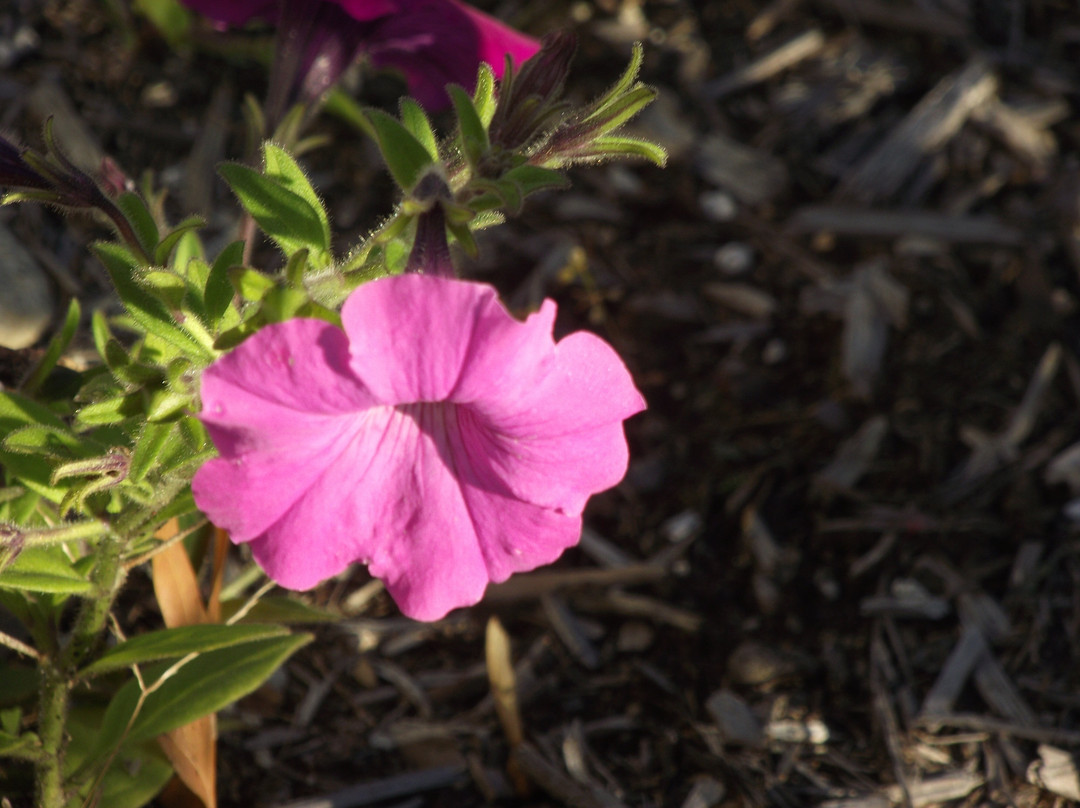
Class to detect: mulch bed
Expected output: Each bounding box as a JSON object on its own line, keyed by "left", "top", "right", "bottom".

{"left": 4, "top": 0, "right": 1080, "bottom": 806}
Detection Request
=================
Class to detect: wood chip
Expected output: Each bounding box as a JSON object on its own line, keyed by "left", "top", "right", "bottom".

{"left": 836, "top": 59, "right": 997, "bottom": 203}
{"left": 809, "top": 0, "right": 967, "bottom": 37}
{"left": 1027, "top": 745, "right": 1080, "bottom": 801}
{"left": 268, "top": 765, "right": 466, "bottom": 808}
{"left": 705, "top": 29, "right": 826, "bottom": 98}
{"left": 974, "top": 654, "right": 1037, "bottom": 727}
{"left": 705, "top": 690, "right": 764, "bottom": 747}
{"left": 695, "top": 132, "right": 789, "bottom": 206}
{"left": 542, "top": 593, "right": 601, "bottom": 669}
{"left": 919, "top": 626, "right": 987, "bottom": 719}
{"left": 787, "top": 206, "right": 1023, "bottom": 245}
{"left": 814, "top": 415, "right": 889, "bottom": 493}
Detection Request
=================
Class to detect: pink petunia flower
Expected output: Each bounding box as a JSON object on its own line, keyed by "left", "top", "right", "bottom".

{"left": 192, "top": 275, "right": 644, "bottom": 620}
{"left": 181, "top": 0, "right": 539, "bottom": 110}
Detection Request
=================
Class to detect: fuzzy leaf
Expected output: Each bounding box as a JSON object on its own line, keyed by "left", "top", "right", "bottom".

{"left": 364, "top": 108, "right": 438, "bottom": 192}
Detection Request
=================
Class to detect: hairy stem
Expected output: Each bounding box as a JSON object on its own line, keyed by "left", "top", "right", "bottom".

{"left": 35, "top": 535, "right": 125, "bottom": 808}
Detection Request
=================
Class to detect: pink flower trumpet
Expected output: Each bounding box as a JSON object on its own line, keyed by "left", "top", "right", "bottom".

{"left": 182, "top": 0, "right": 539, "bottom": 110}
{"left": 193, "top": 275, "right": 645, "bottom": 620}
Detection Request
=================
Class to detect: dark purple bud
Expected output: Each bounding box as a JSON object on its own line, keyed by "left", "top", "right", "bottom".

{"left": 488, "top": 31, "right": 576, "bottom": 153}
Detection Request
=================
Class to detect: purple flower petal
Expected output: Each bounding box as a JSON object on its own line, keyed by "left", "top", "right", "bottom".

{"left": 194, "top": 275, "right": 644, "bottom": 620}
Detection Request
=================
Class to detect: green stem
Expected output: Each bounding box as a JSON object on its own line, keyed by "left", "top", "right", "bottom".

{"left": 36, "top": 665, "right": 68, "bottom": 808}
{"left": 35, "top": 535, "right": 126, "bottom": 808}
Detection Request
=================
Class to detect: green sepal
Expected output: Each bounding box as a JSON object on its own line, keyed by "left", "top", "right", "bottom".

{"left": 473, "top": 62, "right": 497, "bottom": 126}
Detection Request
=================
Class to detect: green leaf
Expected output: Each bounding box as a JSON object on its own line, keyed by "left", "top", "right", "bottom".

{"left": 229, "top": 266, "right": 275, "bottom": 302}
{"left": 80, "top": 623, "right": 292, "bottom": 678}
{"left": 205, "top": 240, "right": 244, "bottom": 325}
{"left": 155, "top": 215, "right": 205, "bottom": 266}
{"left": 65, "top": 703, "right": 174, "bottom": 808}
{"left": 0, "top": 728, "right": 37, "bottom": 757}
{"left": 97, "top": 633, "right": 312, "bottom": 751}
{"left": 218, "top": 162, "right": 329, "bottom": 257}
{"left": 262, "top": 144, "right": 331, "bottom": 253}
{"left": 138, "top": 269, "right": 187, "bottom": 310}
{"left": 399, "top": 98, "right": 439, "bottom": 161}
{"left": 3, "top": 424, "right": 92, "bottom": 460}
{"left": 220, "top": 595, "right": 340, "bottom": 624}
{"left": 364, "top": 108, "right": 438, "bottom": 192}
{"left": 74, "top": 394, "right": 142, "bottom": 428}
{"left": 127, "top": 421, "right": 173, "bottom": 483}
{"left": 22, "top": 298, "right": 81, "bottom": 396}
{"left": 0, "top": 391, "right": 74, "bottom": 502}
{"left": 115, "top": 192, "right": 160, "bottom": 257}
{"left": 134, "top": 0, "right": 193, "bottom": 49}
{"left": 449, "top": 84, "right": 490, "bottom": 169}
{"left": 473, "top": 62, "right": 497, "bottom": 126}
{"left": 92, "top": 242, "right": 210, "bottom": 361}
{"left": 0, "top": 546, "right": 93, "bottom": 594}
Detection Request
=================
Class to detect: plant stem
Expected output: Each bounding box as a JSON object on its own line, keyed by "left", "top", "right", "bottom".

{"left": 35, "top": 535, "right": 125, "bottom": 808}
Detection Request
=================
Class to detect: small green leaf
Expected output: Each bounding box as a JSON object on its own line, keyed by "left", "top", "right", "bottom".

{"left": 155, "top": 215, "right": 205, "bottom": 266}
{"left": 115, "top": 192, "right": 160, "bottom": 257}
{"left": 3, "top": 425, "right": 91, "bottom": 460}
{"left": 145, "top": 388, "right": 192, "bottom": 422}
{"left": 448, "top": 84, "right": 490, "bottom": 169}
{"left": 399, "top": 98, "right": 439, "bottom": 161}
{"left": 0, "top": 546, "right": 93, "bottom": 594}
{"left": 205, "top": 241, "right": 244, "bottom": 324}
{"left": 138, "top": 269, "right": 187, "bottom": 310}
{"left": 97, "top": 633, "right": 312, "bottom": 751}
{"left": 501, "top": 164, "right": 569, "bottom": 195}
{"left": 22, "top": 298, "right": 81, "bottom": 396}
{"left": 364, "top": 108, "right": 438, "bottom": 192}
{"left": 0, "top": 728, "right": 37, "bottom": 757}
{"left": 93, "top": 242, "right": 210, "bottom": 361}
{"left": 583, "top": 84, "right": 658, "bottom": 136}
{"left": 218, "top": 162, "right": 329, "bottom": 258}
{"left": 127, "top": 421, "right": 172, "bottom": 483}
{"left": 80, "top": 623, "right": 292, "bottom": 678}
{"left": 75, "top": 394, "right": 142, "bottom": 428}
{"left": 229, "top": 266, "right": 275, "bottom": 302}
{"left": 262, "top": 144, "right": 331, "bottom": 253}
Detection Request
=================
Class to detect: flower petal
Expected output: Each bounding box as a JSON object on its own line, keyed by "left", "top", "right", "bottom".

{"left": 466, "top": 330, "right": 646, "bottom": 512}
{"left": 342, "top": 274, "right": 526, "bottom": 404}
{"left": 193, "top": 319, "right": 376, "bottom": 541}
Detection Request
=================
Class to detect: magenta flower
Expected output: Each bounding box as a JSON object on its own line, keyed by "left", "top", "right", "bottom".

{"left": 192, "top": 275, "right": 644, "bottom": 620}
{"left": 182, "top": 0, "right": 539, "bottom": 110}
